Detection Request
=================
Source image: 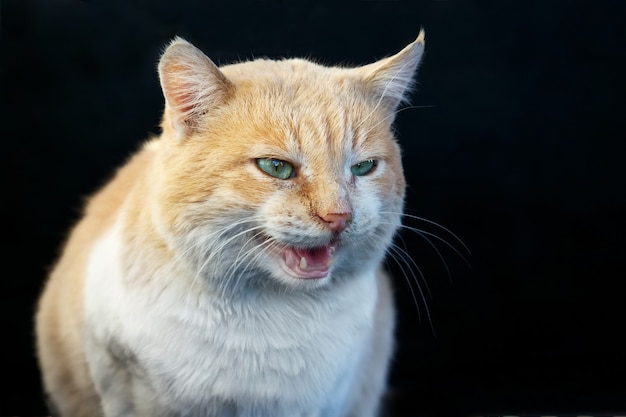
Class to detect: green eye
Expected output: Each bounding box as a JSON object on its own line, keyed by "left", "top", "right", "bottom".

{"left": 256, "top": 158, "right": 295, "bottom": 180}
{"left": 351, "top": 159, "right": 377, "bottom": 176}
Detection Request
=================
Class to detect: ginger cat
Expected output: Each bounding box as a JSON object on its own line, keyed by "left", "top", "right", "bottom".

{"left": 35, "top": 31, "right": 425, "bottom": 417}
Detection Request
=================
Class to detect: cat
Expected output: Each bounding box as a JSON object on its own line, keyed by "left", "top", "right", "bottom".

{"left": 35, "top": 30, "right": 425, "bottom": 417}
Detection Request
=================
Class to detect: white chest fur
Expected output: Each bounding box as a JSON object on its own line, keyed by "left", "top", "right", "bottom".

{"left": 84, "top": 220, "right": 378, "bottom": 417}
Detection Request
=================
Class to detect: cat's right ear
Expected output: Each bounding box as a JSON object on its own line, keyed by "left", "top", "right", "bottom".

{"left": 158, "top": 38, "right": 233, "bottom": 139}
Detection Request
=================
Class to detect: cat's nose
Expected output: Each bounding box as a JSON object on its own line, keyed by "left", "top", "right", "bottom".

{"left": 321, "top": 212, "right": 352, "bottom": 234}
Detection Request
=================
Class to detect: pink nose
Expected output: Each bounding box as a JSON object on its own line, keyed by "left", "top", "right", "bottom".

{"left": 320, "top": 212, "right": 352, "bottom": 233}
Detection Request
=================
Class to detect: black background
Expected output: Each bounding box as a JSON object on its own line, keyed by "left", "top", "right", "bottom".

{"left": 2, "top": 0, "right": 626, "bottom": 416}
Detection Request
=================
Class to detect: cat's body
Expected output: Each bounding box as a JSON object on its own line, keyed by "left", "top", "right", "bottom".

{"left": 35, "top": 32, "right": 425, "bottom": 417}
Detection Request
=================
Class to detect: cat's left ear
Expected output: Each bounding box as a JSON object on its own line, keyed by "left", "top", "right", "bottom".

{"left": 158, "top": 37, "right": 234, "bottom": 139}
{"left": 357, "top": 30, "right": 425, "bottom": 111}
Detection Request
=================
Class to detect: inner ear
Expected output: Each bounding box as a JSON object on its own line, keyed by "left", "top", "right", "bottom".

{"left": 158, "top": 38, "right": 234, "bottom": 138}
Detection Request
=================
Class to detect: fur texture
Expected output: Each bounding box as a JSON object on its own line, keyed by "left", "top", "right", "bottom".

{"left": 35, "top": 31, "right": 425, "bottom": 417}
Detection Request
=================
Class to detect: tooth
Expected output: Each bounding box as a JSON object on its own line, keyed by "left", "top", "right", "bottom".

{"left": 327, "top": 247, "right": 336, "bottom": 267}
{"left": 299, "top": 257, "right": 308, "bottom": 270}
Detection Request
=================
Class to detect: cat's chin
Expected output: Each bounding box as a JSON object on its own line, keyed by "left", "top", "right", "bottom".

{"left": 277, "top": 245, "right": 336, "bottom": 280}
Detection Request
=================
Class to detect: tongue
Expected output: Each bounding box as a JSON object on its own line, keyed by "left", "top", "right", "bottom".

{"left": 282, "top": 246, "right": 335, "bottom": 279}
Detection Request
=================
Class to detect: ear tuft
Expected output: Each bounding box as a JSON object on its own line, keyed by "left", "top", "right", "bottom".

{"left": 158, "top": 38, "right": 233, "bottom": 138}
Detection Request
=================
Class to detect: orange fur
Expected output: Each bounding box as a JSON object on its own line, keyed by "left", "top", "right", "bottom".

{"left": 35, "top": 32, "right": 425, "bottom": 417}
{"left": 36, "top": 148, "right": 155, "bottom": 416}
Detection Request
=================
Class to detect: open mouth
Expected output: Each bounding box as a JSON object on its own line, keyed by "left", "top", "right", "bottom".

{"left": 280, "top": 245, "right": 336, "bottom": 279}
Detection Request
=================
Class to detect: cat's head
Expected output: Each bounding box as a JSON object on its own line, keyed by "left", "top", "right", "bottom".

{"left": 150, "top": 32, "right": 424, "bottom": 292}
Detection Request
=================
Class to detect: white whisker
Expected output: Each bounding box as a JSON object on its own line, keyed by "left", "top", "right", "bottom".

{"left": 388, "top": 245, "right": 426, "bottom": 312}
{"left": 396, "top": 211, "right": 471, "bottom": 254}
{"left": 194, "top": 221, "right": 267, "bottom": 283}
{"left": 384, "top": 249, "right": 421, "bottom": 322}
{"left": 377, "top": 209, "right": 470, "bottom": 335}
{"left": 398, "top": 225, "right": 471, "bottom": 269}
{"left": 393, "top": 234, "right": 433, "bottom": 297}
{"left": 221, "top": 235, "right": 278, "bottom": 294}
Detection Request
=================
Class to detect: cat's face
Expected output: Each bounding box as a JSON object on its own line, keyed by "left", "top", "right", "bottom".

{"left": 150, "top": 35, "right": 424, "bottom": 291}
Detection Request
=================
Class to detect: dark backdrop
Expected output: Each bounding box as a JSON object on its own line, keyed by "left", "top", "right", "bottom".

{"left": 2, "top": 0, "right": 625, "bottom": 416}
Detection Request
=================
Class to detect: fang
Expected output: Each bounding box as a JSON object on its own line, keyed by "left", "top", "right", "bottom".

{"left": 299, "top": 257, "right": 308, "bottom": 270}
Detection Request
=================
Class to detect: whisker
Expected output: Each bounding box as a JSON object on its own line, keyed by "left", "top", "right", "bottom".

{"left": 185, "top": 220, "right": 264, "bottom": 290}
{"left": 221, "top": 234, "right": 277, "bottom": 294}
{"left": 393, "top": 233, "right": 433, "bottom": 297}
{"left": 397, "top": 212, "right": 471, "bottom": 255}
{"left": 178, "top": 216, "right": 262, "bottom": 266}
{"left": 232, "top": 237, "right": 283, "bottom": 292}
{"left": 411, "top": 230, "right": 453, "bottom": 283}
{"left": 385, "top": 247, "right": 422, "bottom": 323}
{"left": 205, "top": 220, "right": 266, "bottom": 260}
{"left": 378, "top": 210, "right": 470, "bottom": 335}
{"left": 195, "top": 222, "right": 267, "bottom": 282}
{"left": 386, "top": 243, "right": 435, "bottom": 336}
{"left": 398, "top": 225, "right": 471, "bottom": 269}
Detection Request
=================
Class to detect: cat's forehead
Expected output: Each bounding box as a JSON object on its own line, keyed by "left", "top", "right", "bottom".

{"left": 222, "top": 58, "right": 341, "bottom": 83}
{"left": 206, "top": 57, "right": 398, "bottom": 162}
{"left": 222, "top": 58, "right": 366, "bottom": 105}
{"left": 220, "top": 58, "right": 383, "bottom": 133}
